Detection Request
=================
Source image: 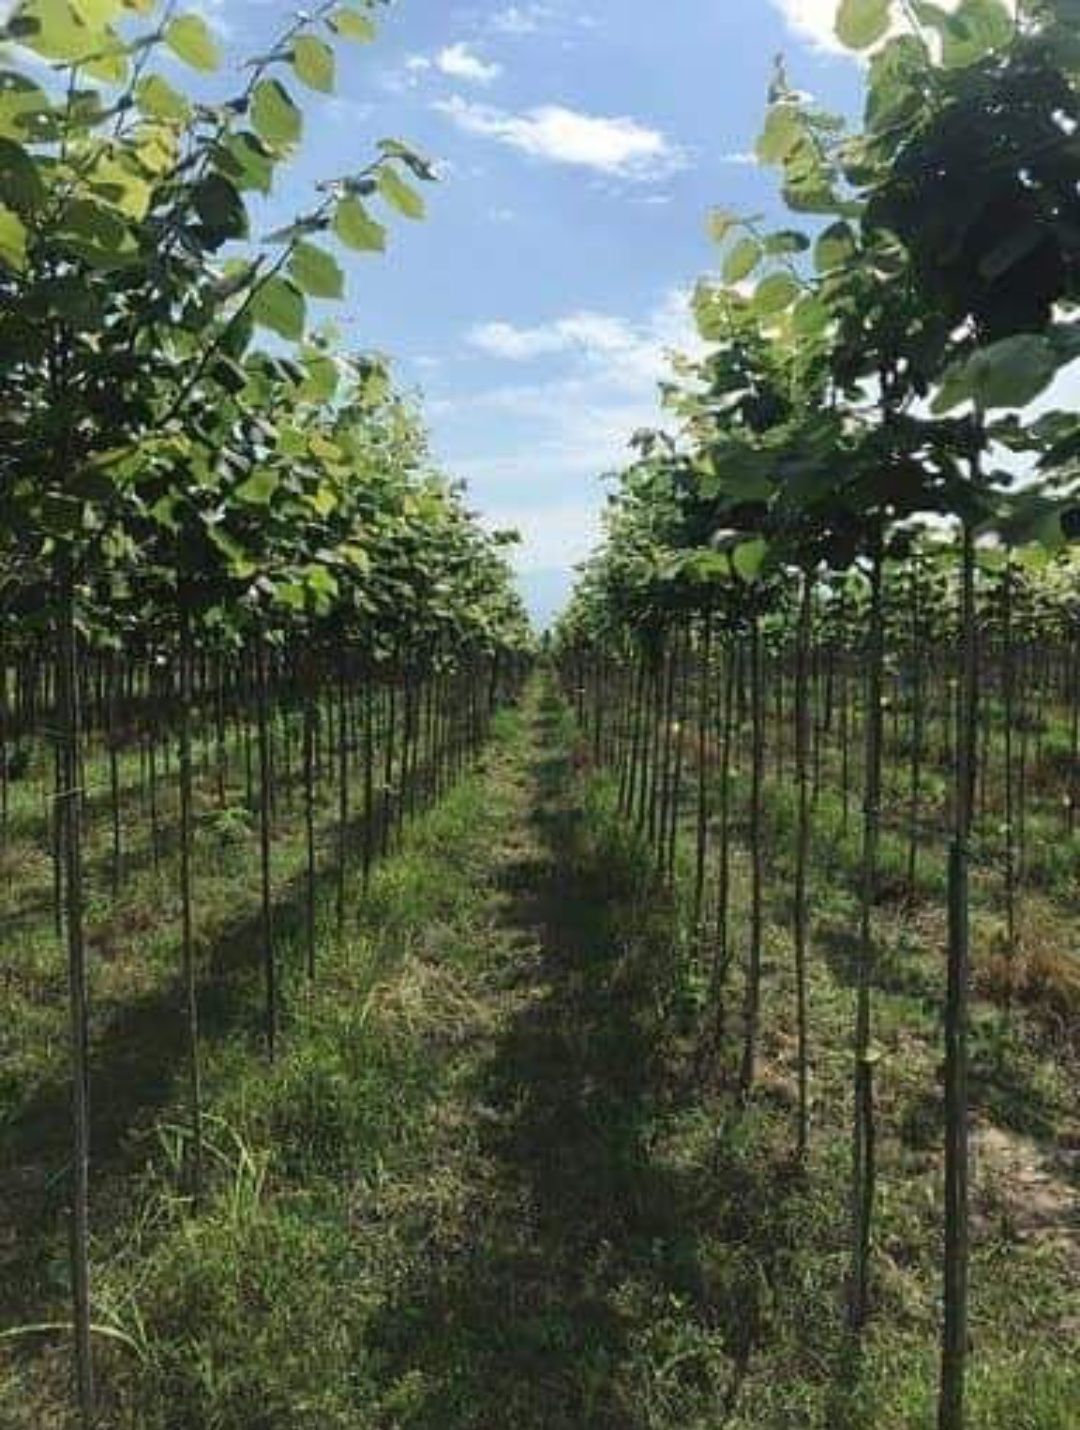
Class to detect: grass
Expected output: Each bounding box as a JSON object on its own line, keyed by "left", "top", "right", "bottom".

{"left": 1, "top": 678, "right": 1078, "bottom": 1428}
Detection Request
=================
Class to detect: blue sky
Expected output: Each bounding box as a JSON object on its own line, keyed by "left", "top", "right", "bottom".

{"left": 204, "top": 0, "right": 867, "bottom": 623}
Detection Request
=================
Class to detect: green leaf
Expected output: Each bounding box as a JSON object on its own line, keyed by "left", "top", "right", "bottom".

{"left": 210, "top": 355, "right": 249, "bottom": 395}
{"left": 332, "top": 195, "right": 385, "bottom": 252}
{"left": 290, "top": 241, "right": 344, "bottom": 299}
{"left": 764, "top": 228, "right": 809, "bottom": 256}
{"left": 9, "top": 0, "right": 99, "bottom": 63}
{"left": 251, "top": 79, "right": 302, "bottom": 150}
{"left": 330, "top": 7, "right": 375, "bottom": 41}
{"left": 934, "top": 335, "right": 1059, "bottom": 414}
{"left": 235, "top": 469, "right": 279, "bottom": 504}
{"left": 165, "top": 13, "right": 220, "bottom": 72}
{"left": 299, "top": 352, "right": 340, "bottom": 403}
{"left": 792, "top": 295, "right": 830, "bottom": 337}
{"left": 292, "top": 34, "right": 335, "bottom": 92}
{"left": 836, "top": 0, "right": 892, "bottom": 50}
{"left": 754, "top": 271, "right": 799, "bottom": 315}
{"left": 135, "top": 73, "right": 190, "bottom": 122}
{"left": 251, "top": 275, "right": 305, "bottom": 340}
{"left": 723, "top": 237, "right": 762, "bottom": 285}
{"left": 756, "top": 105, "right": 802, "bottom": 165}
{"left": 0, "top": 71, "right": 53, "bottom": 143}
{"left": 815, "top": 220, "right": 856, "bottom": 273}
{"left": 56, "top": 196, "right": 137, "bottom": 268}
{"left": 931, "top": 360, "right": 974, "bottom": 415}
{"left": 89, "top": 154, "right": 151, "bottom": 221}
{"left": 378, "top": 165, "right": 425, "bottom": 220}
{"left": 221, "top": 132, "right": 274, "bottom": 195}
{"left": 192, "top": 173, "right": 247, "bottom": 246}
{"left": 0, "top": 202, "right": 27, "bottom": 270}
{"left": 733, "top": 537, "right": 768, "bottom": 583}
{"left": 0, "top": 138, "right": 43, "bottom": 215}
{"left": 914, "top": 0, "right": 1012, "bottom": 65}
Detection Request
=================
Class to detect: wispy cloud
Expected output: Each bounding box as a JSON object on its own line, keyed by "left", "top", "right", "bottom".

{"left": 490, "top": 4, "right": 552, "bottom": 35}
{"left": 466, "top": 289, "right": 700, "bottom": 385}
{"left": 434, "top": 97, "right": 686, "bottom": 179}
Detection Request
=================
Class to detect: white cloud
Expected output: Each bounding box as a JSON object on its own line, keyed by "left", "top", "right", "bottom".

{"left": 769, "top": 0, "right": 848, "bottom": 54}
{"left": 490, "top": 4, "right": 551, "bottom": 35}
{"left": 436, "top": 42, "right": 502, "bottom": 83}
{"left": 466, "top": 290, "right": 700, "bottom": 383}
{"left": 434, "top": 96, "right": 685, "bottom": 179}
{"left": 431, "top": 289, "right": 703, "bottom": 582}
{"left": 470, "top": 312, "right": 637, "bottom": 361}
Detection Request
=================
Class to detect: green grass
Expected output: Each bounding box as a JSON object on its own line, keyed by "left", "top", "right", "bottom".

{"left": 2, "top": 680, "right": 1077, "bottom": 1428}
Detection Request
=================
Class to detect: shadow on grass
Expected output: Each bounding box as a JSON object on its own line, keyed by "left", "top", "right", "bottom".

{"left": 366, "top": 697, "right": 811, "bottom": 1429}
{"left": 0, "top": 744, "right": 471, "bottom": 1334}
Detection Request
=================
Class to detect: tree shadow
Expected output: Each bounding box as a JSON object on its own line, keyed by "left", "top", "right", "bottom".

{"left": 366, "top": 706, "right": 791, "bottom": 1428}
{"left": 0, "top": 746, "right": 461, "bottom": 1335}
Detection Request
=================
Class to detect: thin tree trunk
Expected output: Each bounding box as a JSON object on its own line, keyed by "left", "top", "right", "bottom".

{"left": 177, "top": 609, "right": 203, "bottom": 1202}
{"left": 793, "top": 570, "right": 813, "bottom": 1160}
{"left": 739, "top": 613, "right": 765, "bottom": 1100}
{"left": 939, "top": 520, "right": 978, "bottom": 1430}
{"left": 57, "top": 551, "right": 94, "bottom": 1426}
{"left": 851, "top": 540, "right": 884, "bottom": 1337}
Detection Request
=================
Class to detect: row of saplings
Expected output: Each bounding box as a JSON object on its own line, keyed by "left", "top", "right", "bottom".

{"left": 556, "top": 0, "right": 1080, "bottom": 1424}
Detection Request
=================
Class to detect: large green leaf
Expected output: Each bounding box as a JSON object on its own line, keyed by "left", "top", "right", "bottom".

{"left": 836, "top": 0, "right": 892, "bottom": 49}
{"left": 756, "top": 105, "right": 802, "bottom": 165}
{"left": 251, "top": 275, "right": 306, "bottom": 340}
{"left": 733, "top": 536, "right": 768, "bottom": 583}
{"left": 135, "top": 73, "right": 190, "bottom": 122}
{"left": 0, "top": 72, "right": 53, "bottom": 142}
{"left": 290, "top": 241, "right": 344, "bottom": 299}
{"left": 192, "top": 173, "right": 248, "bottom": 246}
{"left": 292, "top": 34, "right": 335, "bottom": 92}
{"left": 251, "top": 79, "right": 302, "bottom": 149}
{"left": 0, "top": 202, "right": 28, "bottom": 270}
{"left": 933, "top": 335, "right": 1059, "bottom": 414}
{"left": 333, "top": 196, "right": 386, "bottom": 251}
{"left": 236, "top": 468, "right": 280, "bottom": 504}
{"left": 723, "top": 237, "right": 762, "bottom": 285}
{"left": 914, "top": 0, "right": 1012, "bottom": 65}
{"left": 165, "top": 13, "right": 220, "bottom": 71}
{"left": 300, "top": 352, "right": 340, "bottom": 403}
{"left": 0, "top": 138, "right": 44, "bottom": 214}
{"left": 55, "top": 196, "right": 137, "bottom": 267}
{"left": 815, "top": 220, "right": 856, "bottom": 273}
{"left": 221, "top": 132, "right": 274, "bottom": 194}
{"left": 378, "top": 165, "right": 425, "bottom": 220}
{"left": 9, "top": 0, "right": 100, "bottom": 63}
{"left": 754, "top": 271, "right": 799, "bottom": 315}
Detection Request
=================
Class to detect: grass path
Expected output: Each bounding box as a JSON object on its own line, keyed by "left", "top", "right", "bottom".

{"left": 365, "top": 680, "right": 698, "bottom": 1427}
